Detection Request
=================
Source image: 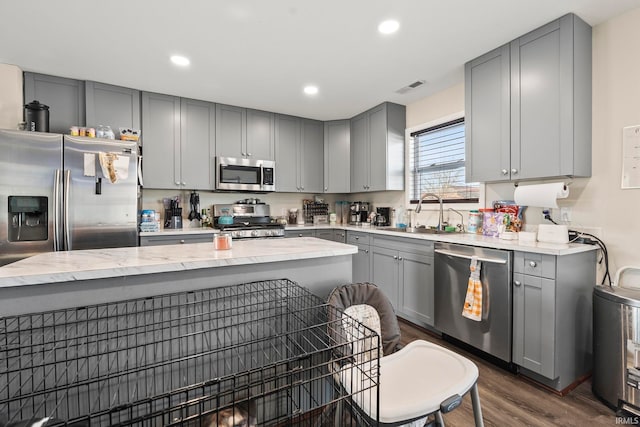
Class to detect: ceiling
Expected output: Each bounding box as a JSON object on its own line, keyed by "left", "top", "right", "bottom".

{"left": 2, "top": 0, "right": 640, "bottom": 121}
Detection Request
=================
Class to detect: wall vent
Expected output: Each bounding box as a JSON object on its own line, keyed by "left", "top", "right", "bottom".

{"left": 395, "top": 80, "right": 426, "bottom": 94}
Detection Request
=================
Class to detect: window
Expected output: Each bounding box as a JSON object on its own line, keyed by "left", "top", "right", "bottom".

{"left": 409, "top": 117, "right": 479, "bottom": 203}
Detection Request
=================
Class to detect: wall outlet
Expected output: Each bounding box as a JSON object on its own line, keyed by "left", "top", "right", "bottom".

{"left": 560, "top": 207, "right": 572, "bottom": 222}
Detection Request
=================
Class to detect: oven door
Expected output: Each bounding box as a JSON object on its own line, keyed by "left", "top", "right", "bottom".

{"left": 216, "top": 157, "right": 275, "bottom": 191}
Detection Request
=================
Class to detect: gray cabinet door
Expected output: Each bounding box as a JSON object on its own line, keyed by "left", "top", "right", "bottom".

{"left": 513, "top": 273, "right": 556, "bottom": 379}
{"left": 465, "top": 44, "right": 511, "bottom": 183}
{"left": 398, "top": 251, "right": 434, "bottom": 326}
{"left": 371, "top": 246, "right": 399, "bottom": 309}
{"left": 368, "top": 104, "right": 387, "bottom": 192}
{"left": 246, "top": 109, "right": 275, "bottom": 160}
{"left": 180, "top": 98, "right": 215, "bottom": 190}
{"left": 324, "top": 120, "right": 350, "bottom": 193}
{"left": 141, "top": 92, "right": 180, "bottom": 189}
{"left": 300, "top": 119, "right": 324, "bottom": 193}
{"left": 333, "top": 229, "right": 346, "bottom": 243}
{"left": 510, "top": 14, "right": 591, "bottom": 180}
{"left": 275, "top": 114, "right": 300, "bottom": 192}
{"left": 353, "top": 243, "right": 371, "bottom": 283}
{"left": 350, "top": 112, "right": 369, "bottom": 192}
{"left": 85, "top": 81, "right": 140, "bottom": 132}
{"left": 24, "top": 72, "right": 85, "bottom": 134}
{"left": 215, "top": 104, "right": 245, "bottom": 159}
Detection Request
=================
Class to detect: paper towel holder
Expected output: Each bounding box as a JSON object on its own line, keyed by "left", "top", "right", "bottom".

{"left": 513, "top": 181, "right": 572, "bottom": 190}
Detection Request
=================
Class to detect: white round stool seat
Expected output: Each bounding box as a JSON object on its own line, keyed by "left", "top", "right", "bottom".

{"left": 340, "top": 339, "right": 479, "bottom": 424}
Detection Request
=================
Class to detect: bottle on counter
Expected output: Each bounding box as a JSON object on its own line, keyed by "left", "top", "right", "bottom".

{"left": 468, "top": 210, "right": 481, "bottom": 234}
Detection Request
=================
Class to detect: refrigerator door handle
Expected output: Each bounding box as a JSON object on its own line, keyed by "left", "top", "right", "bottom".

{"left": 53, "top": 169, "right": 61, "bottom": 251}
{"left": 64, "top": 169, "right": 71, "bottom": 251}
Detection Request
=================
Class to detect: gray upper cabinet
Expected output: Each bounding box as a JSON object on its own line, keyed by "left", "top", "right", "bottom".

{"left": 465, "top": 13, "right": 592, "bottom": 183}
{"left": 350, "top": 102, "right": 405, "bottom": 192}
{"left": 510, "top": 13, "right": 592, "bottom": 180}
{"left": 215, "top": 104, "right": 275, "bottom": 161}
{"left": 24, "top": 72, "right": 85, "bottom": 134}
{"left": 465, "top": 45, "right": 511, "bottom": 182}
{"left": 323, "top": 120, "right": 350, "bottom": 193}
{"left": 274, "top": 115, "right": 323, "bottom": 193}
{"left": 85, "top": 81, "right": 140, "bottom": 132}
{"left": 141, "top": 92, "right": 215, "bottom": 190}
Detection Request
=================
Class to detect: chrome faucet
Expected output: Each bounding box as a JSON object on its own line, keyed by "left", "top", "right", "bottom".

{"left": 448, "top": 207, "right": 465, "bottom": 233}
{"left": 415, "top": 193, "right": 444, "bottom": 231}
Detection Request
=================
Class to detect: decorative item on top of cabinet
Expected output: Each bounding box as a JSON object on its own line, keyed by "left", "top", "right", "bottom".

{"left": 215, "top": 104, "right": 275, "bottom": 161}
{"left": 465, "top": 13, "right": 592, "bottom": 183}
{"left": 141, "top": 92, "right": 215, "bottom": 190}
{"left": 275, "top": 115, "right": 323, "bottom": 193}
{"left": 323, "top": 120, "right": 350, "bottom": 193}
{"left": 350, "top": 102, "right": 405, "bottom": 192}
{"left": 23, "top": 72, "right": 86, "bottom": 134}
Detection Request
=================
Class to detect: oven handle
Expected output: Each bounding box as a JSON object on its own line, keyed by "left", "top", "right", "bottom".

{"left": 435, "top": 248, "right": 507, "bottom": 264}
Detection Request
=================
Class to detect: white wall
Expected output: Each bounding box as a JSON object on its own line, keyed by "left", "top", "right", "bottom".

{"left": 0, "top": 63, "right": 22, "bottom": 130}
{"left": 393, "top": 8, "right": 640, "bottom": 282}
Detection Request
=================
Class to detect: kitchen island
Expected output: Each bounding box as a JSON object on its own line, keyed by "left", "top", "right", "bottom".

{"left": 0, "top": 237, "right": 356, "bottom": 316}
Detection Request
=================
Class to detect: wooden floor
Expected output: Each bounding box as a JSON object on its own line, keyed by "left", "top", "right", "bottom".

{"left": 398, "top": 320, "right": 617, "bottom": 426}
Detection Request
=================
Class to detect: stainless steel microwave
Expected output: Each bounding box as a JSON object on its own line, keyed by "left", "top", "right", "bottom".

{"left": 216, "top": 156, "right": 275, "bottom": 192}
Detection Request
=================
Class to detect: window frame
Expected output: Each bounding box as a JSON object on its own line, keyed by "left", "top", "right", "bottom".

{"left": 404, "top": 111, "right": 484, "bottom": 211}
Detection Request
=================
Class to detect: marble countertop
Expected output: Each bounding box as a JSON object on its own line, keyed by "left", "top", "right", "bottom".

{"left": 0, "top": 238, "right": 357, "bottom": 288}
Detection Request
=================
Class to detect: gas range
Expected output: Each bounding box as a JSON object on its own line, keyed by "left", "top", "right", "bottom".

{"left": 213, "top": 203, "right": 284, "bottom": 239}
{"left": 217, "top": 223, "right": 285, "bottom": 239}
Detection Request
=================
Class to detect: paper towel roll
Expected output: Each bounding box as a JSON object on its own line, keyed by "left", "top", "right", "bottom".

{"left": 513, "top": 182, "right": 569, "bottom": 208}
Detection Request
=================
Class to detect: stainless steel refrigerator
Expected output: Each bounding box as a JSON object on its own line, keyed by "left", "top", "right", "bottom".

{"left": 0, "top": 129, "right": 138, "bottom": 266}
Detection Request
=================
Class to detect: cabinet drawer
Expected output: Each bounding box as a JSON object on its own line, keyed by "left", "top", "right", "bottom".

{"left": 140, "top": 234, "right": 214, "bottom": 246}
{"left": 372, "top": 235, "right": 434, "bottom": 256}
{"left": 514, "top": 252, "right": 556, "bottom": 279}
{"left": 347, "top": 232, "right": 370, "bottom": 246}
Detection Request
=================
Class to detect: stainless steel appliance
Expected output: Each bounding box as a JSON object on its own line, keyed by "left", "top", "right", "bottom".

{"left": 213, "top": 202, "right": 284, "bottom": 239}
{"left": 0, "top": 129, "right": 138, "bottom": 266}
{"left": 349, "top": 201, "right": 369, "bottom": 225}
{"left": 593, "top": 280, "right": 640, "bottom": 414}
{"left": 216, "top": 156, "right": 275, "bottom": 192}
{"left": 434, "top": 242, "right": 513, "bottom": 362}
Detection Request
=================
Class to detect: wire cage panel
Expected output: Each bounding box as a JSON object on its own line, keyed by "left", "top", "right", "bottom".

{"left": 0, "top": 279, "right": 379, "bottom": 426}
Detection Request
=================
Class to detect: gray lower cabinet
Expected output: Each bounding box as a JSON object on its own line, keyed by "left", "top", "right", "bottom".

{"left": 85, "top": 81, "right": 140, "bottom": 132}
{"left": 512, "top": 250, "right": 595, "bottom": 390}
{"left": 350, "top": 102, "right": 405, "bottom": 192}
{"left": 315, "top": 229, "right": 347, "bottom": 243}
{"left": 465, "top": 13, "right": 592, "bottom": 183}
{"left": 285, "top": 230, "right": 316, "bottom": 238}
{"left": 140, "top": 234, "right": 214, "bottom": 246}
{"left": 215, "top": 104, "right": 275, "bottom": 161}
{"left": 333, "top": 229, "right": 346, "bottom": 243}
{"left": 24, "top": 72, "right": 86, "bottom": 133}
{"left": 371, "top": 236, "right": 434, "bottom": 322}
{"left": 347, "top": 232, "right": 371, "bottom": 283}
{"left": 323, "top": 120, "right": 350, "bottom": 193}
{"left": 275, "top": 115, "right": 323, "bottom": 193}
{"left": 142, "top": 93, "right": 215, "bottom": 190}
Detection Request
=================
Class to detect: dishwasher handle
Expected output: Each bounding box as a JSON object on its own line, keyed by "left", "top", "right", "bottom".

{"left": 435, "top": 248, "right": 507, "bottom": 265}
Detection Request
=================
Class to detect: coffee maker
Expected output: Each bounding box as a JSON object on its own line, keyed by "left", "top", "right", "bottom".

{"left": 349, "top": 201, "right": 369, "bottom": 225}
{"left": 374, "top": 207, "right": 391, "bottom": 226}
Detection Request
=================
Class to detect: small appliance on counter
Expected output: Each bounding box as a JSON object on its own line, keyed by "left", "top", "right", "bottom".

{"left": 374, "top": 207, "right": 391, "bottom": 226}
{"left": 349, "top": 201, "right": 369, "bottom": 225}
{"left": 164, "top": 197, "right": 183, "bottom": 229}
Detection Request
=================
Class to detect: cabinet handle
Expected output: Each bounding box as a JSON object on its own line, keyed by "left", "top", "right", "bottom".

{"left": 241, "top": 152, "right": 246, "bottom": 157}
{"left": 247, "top": 152, "right": 252, "bottom": 157}
{"left": 529, "top": 261, "right": 537, "bottom": 267}
{"left": 181, "top": 182, "right": 186, "bottom": 186}
{"left": 355, "top": 236, "right": 359, "bottom": 240}
{"left": 393, "top": 255, "right": 398, "bottom": 260}
{"left": 298, "top": 233, "right": 303, "bottom": 237}
{"left": 175, "top": 181, "right": 180, "bottom": 185}
{"left": 301, "top": 186, "right": 304, "bottom": 190}
{"left": 511, "top": 168, "right": 518, "bottom": 175}
{"left": 179, "top": 239, "right": 185, "bottom": 244}
{"left": 398, "top": 256, "right": 403, "bottom": 261}
{"left": 365, "top": 249, "right": 369, "bottom": 254}
{"left": 514, "top": 280, "right": 521, "bottom": 286}
{"left": 501, "top": 169, "right": 508, "bottom": 175}
{"left": 324, "top": 187, "right": 328, "bottom": 191}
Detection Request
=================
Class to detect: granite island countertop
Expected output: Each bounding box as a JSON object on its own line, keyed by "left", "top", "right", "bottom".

{"left": 0, "top": 237, "right": 357, "bottom": 288}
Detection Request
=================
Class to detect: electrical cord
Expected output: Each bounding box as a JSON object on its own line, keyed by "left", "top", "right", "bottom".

{"left": 543, "top": 213, "right": 611, "bottom": 286}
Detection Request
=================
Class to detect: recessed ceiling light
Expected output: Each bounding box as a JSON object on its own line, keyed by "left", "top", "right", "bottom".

{"left": 378, "top": 19, "right": 400, "bottom": 34}
{"left": 303, "top": 85, "right": 318, "bottom": 95}
{"left": 170, "top": 55, "right": 190, "bottom": 66}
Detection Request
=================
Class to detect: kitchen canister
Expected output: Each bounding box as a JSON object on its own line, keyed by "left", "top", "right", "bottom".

{"left": 24, "top": 100, "right": 50, "bottom": 132}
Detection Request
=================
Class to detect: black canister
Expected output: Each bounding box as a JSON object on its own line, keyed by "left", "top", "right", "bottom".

{"left": 24, "top": 100, "right": 50, "bottom": 132}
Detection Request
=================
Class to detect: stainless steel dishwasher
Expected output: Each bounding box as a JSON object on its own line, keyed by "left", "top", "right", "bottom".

{"left": 434, "top": 242, "right": 513, "bottom": 362}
